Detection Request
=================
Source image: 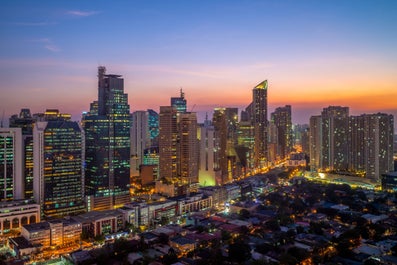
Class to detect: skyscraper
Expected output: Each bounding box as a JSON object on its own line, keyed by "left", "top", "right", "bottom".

{"left": 159, "top": 106, "right": 178, "bottom": 183}
{"left": 198, "top": 118, "right": 217, "bottom": 186}
{"left": 33, "top": 120, "right": 85, "bottom": 218}
{"left": 178, "top": 112, "right": 198, "bottom": 187}
{"left": 147, "top": 109, "right": 159, "bottom": 147}
{"left": 271, "top": 105, "right": 293, "bottom": 160}
{"left": 236, "top": 117, "right": 254, "bottom": 176}
{"left": 83, "top": 66, "right": 131, "bottom": 211}
{"left": 309, "top": 115, "right": 322, "bottom": 171}
{"left": 9, "top": 109, "right": 35, "bottom": 199}
{"left": 321, "top": 106, "right": 349, "bottom": 171}
{"left": 130, "top": 111, "right": 150, "bottom": 177}
{"left": 252, "top": 80, "right": 268, "bottom": 169}
{"left": 171, "top": 89, "right": 187, "bottom": 114}
{"left": 349, "top": 113, "right": 394, "bottom": 180}
{"left": 213, "top": 108, "right": 228, "bottom": 184}
{"left": 0, "top": 128, "right": 23, "bottom": 200}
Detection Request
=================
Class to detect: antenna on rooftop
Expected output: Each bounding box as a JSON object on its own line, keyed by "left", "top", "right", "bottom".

{"left": 180, "top": 87, "right": 184, "bottom": 99}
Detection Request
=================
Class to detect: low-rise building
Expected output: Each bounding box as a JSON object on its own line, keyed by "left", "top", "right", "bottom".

{"left": 8, "top": 236, "right": 39, "bottom": 258}
{"left": 21, "top": 222, "right": 50, "bottom": 247}
{"left": 72, "top": 210, "right": 123, "bottom": 238}
{"left": 0, "top": 200, "right": 40, "bottom": 235}
{"left": 169, "top": 236, "right": 196, "bottom": 254}
{"left": 171, "top": 193, "right": 212, "bottom": 216}
{"left": 21, "top": 218, "right": 82, "bottom": 247}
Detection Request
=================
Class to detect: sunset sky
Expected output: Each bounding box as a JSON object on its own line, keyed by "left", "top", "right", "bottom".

{"left": 1, "top": 0, "right": 396, "bottom": 127}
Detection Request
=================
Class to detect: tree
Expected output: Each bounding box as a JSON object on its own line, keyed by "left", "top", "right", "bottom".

{"left": 364, "top": 258, "right": 382, "bottom": 265}
{"left": 255, "top": 243, "right": 273, "bottom": 255}
{"left": 162, "top": 247, "right": 178, "bottom": 265}
{"left": 229, "top": 242, "right": 251, "bottom": 263}
{"left": 221, "top": 230, "right": 231, "bottom": 243}
{"left": 158, "top": 232, "right": 169, "bottom": 245}
{"left": 287, "top": 247, "right": 310, "bottom": 263}
{"left": 239, "top": 209, "right": 251, "bottom": 220}
{"left": 94, "top": 234, "right": 105, "bottom": 244}
{"left": 113, "top": 237, "right": 130, "bottom": 256}
{"left": 264, "top": 219, "right": 280, "bottom": 231}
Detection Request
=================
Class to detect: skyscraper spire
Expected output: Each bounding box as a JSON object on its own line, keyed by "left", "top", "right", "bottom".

{"left": 254, "top": 80, "right": 268, "bottom": 90}
{"left": 180, "top": 88, "right": 185, "bottom": 99}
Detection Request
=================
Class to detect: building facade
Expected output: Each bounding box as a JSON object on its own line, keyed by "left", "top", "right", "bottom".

{"left": 83, "top": 66, "right": 131, "bottom": 211}
{"left": 9, "top": 109, "right": 35, "bottom": 199}
{"left": 159, "top": 106, "right": 178, "bottom": 184}
{"left": 33, "top": 120, "right": 85, "bottom": 218}
{"left": 0, "top": 200, "right": 40, "bottom": 235}
{"left": 0, "top": 128, "right": 23, "bottom": 200}
{"left": 130, "top": 111, "right": 150, "bottom": 177}
{"left": 310, "top": 108, "right": 394, "bottom": 180}
{"left": 178, "top": 112, "right": 198, "bottom": 188}
{"left": 271, "top": 105, "right": 293, "bottom": 160}
{"left": 252, "top": 80, "right": 268, "bottom": 169}
{"left": 321, "top": 106, "right": 349, "bottom": 172}
{"left": 198, "top": 119, "right": 217, "bottom": 186}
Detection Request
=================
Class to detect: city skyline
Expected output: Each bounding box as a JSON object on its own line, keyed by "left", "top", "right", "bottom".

{"left": 1, "top": 1, "right": 397, "bottom": 127}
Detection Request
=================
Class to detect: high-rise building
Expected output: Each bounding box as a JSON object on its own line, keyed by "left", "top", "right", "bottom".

{"left": 159, "top": 91, "right": 199, "bottom": 195}
{"left": 349, "top": 113, "right": 394, "bottom": 180}
{"left": 271, "top": 105, "right": 293, "bottom": 160}
{"left": 33, "top": 120, "right": 85, "bottom": 218}
{"left": 159, "top": 106, "right": 178, "bottom": 183}
{"left": 309, "top": 115, "right": 322, "bottom": 171}
{"left": 130, "top": 111, "right": 150, "bottom": 177}
{"left": 236, "top": 118, "right": 254, "bottom": 176}
{"left": 0, "top": 128, "right": 23, "bottom": 200}
{"left": 321, "top": 106, "right": 349, "bottom": 172}
{"left": 9, "top": 109, "right": 35, "bottom": 199}
{"left": 143, "top": 147, "right": 159, "bottom": 180}
{"left": 293, "top": 124, "right": 310, "bottom": 154}
{"left": 178, "top": 112, "right": 198, "bottom": 187}
{"left": 309, "top": 107, "right": 393, "bottom": 180}
{"left": 147, "top": 109, "right": 159, "bottom": 146}
{"left": 252, "top": 80, "right": 268, "bottom": 169}
{"left": 213, "top": 108, "right": 228, "bottom": 184}
{"left": 171, "top": 89, "right": 187, "bottom": 114}
{"left": 83, "top": 66, "right": 131, "bottom": 211}
{"left": 198, "top": 118, "right": 217, "bottom": 186}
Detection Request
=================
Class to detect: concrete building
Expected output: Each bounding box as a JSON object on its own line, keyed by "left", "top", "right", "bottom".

{"left": 0, "top": 128, "right": 23, "bottom": 200}
{"left": 198, "top": 119, "right": 217, "bottom": 186}
{"left": 83, "top": 66, "right": 131, "bottom": 211}
{"left": 271, "top": 105, "right": 293, "bottom": 160}
{"left": 252, "top": 80, "right": 268, "bottom": 169}
{"left": 21, "top": 218, "right": 81, "bottom": 247}
{"left": 72, "top": 210, "right": 123, "bottom": 238}
{"left": 321, "top": 106, "right": 349, "bottom": 172}
{"left": 130, "top": 111, "right": 150, "bottom": 177}
{"left": 33, "top": 120, "right": 85, "bottom": 218}
{"left": 178, "top": 112, "right": 198, "bottom": 188}
{"left": 0, "top": 200, "right": 40, "bottom": 235}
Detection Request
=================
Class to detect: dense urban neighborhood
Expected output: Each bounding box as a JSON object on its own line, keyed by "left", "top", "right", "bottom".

{"left": 3, "top": 167, "right": 397, "bottom": 265}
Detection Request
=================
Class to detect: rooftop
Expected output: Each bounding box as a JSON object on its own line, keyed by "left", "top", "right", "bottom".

{"left": 72, "top": 209, "right": 121, "bottom": 223}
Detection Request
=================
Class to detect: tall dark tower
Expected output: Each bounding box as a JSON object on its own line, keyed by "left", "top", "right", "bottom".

{"left": 252, "top": 80, "right": 268, "bottom": 169}
{"left": 9, "top": 109, "right": 35, "bottom": 199}
{"left": 321, "top": 106, "right": 349, "bottom": 172}
{"left": 83, "top": 66, "right": 131, "bottom": 211}
{"left": 271, "top": 105, "right": 293, "bottom": 160}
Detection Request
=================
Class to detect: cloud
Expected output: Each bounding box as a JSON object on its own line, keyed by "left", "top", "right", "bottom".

{"left": 30, "top": 38, "right": 61, "bottom": 52}
{"left": 66, "top": 10, "right": 101, "bottom": 17}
